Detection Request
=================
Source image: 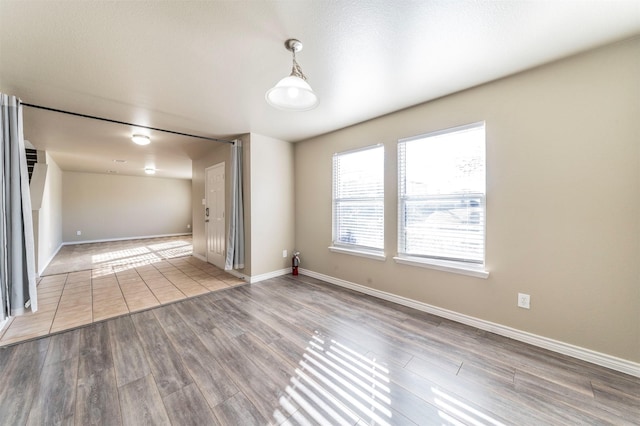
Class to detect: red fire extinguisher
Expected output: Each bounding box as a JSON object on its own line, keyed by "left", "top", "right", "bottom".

{"left": 292, "top": 251, "right": 300, "bottom": 276}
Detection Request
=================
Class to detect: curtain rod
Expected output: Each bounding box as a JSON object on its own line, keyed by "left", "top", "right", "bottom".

{"left": 21, "top": 103, "right": 235, "bottom": 144}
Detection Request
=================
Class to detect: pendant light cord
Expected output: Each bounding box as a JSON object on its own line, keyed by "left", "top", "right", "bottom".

{"left": 290, "top": 49, "right": 307, "bottom": 80}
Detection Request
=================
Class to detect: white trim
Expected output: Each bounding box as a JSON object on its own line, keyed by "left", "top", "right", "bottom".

{"left": 394, "top": 256, "right": 489, "bottom": 279}
{"left": 333, "top": 143, "right": 384, "bottom": 157}
{"left": 299, "top": 268, "right": 640, "bottom": 378}
{"left": 62, "top": 233, "right": 192, "bottom": 245}
{"left": 218, "top": 268, "right": 289, "bottom": 284}
{"left": 225, "top": 268, "right": 248, "bottom": 282}
{"left": 192, "top": 252, "right": 207, "bottom": 262}
{"left": 399, "top": 121, "right": 486, "bottom": 143}
{"left": 195, "top": 252, "right": 271, "bottom": 284}
{"left": 38, "top": 242, "right": 64, "bottom": 276}
{"left": 329, "top": 246, "right": 386, "bottom": 261}
{"left": 0, "top": 317, "right": 9, "bottom": 334}
{"left": 248, "top": 268, "right": 291, "bottom": 284}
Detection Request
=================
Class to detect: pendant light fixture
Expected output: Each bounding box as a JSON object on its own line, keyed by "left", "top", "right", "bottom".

{"left": 131, "top": 134, "right": 150, "bottom": 145}
{"left": 266, "top": 39, "right": 319, "bottom": 111}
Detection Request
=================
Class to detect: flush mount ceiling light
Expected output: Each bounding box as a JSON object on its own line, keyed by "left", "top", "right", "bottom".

{"left": 266, "top": 39, "right": 319, "bottom": 112}
{"left": 131, "top": 134, "right": 150, "bottom": 145}
{"left": 144, "top": 167, "right": 156, "bottom": 175}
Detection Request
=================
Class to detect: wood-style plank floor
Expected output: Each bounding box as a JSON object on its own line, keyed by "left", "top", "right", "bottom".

{"left": 0, "top": 274, "right": 638, "bottom": 425}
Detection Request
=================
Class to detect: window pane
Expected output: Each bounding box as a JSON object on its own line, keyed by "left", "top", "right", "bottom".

{"left": 399, "top": 123, "right": 485, "bottom": 263}
{"left": 401, "top": 195, "right": 484, "bottom": 262}
{"left": 335, "top": 200, "right": 384, "bottom": 248}
{"left": 333, "top": 145, "right": 384, "bottom": 251}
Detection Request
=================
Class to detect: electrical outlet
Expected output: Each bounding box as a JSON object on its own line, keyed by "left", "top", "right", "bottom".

{"left": 518, "top": 293, "right": 530, "bottom": 309}
{"left": 283, "top": 249, "right": 287, "bottom": 258}
{"left": 76, "top": 230, "right": 82, "bottom": 236}
{"left": 187, "top": 224, "right": 191, "bottom": 229}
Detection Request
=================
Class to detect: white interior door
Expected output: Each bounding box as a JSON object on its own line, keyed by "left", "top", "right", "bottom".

{"left": 206, "top": 163, "right": 225, "bottom": 268}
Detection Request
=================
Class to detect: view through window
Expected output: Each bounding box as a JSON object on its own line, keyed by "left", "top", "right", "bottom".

{"left": 398, "top": 123, "right": 486, "bottom": 264}
{"left": 332, "top": 144, "right": 384, "bottom": 252}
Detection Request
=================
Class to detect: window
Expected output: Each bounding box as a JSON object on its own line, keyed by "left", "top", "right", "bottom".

{"left": 332, "top": 144, "right": 384, "bottom": 254}
{"left": 398, "top": 122, "right": 485, "bottom": 266}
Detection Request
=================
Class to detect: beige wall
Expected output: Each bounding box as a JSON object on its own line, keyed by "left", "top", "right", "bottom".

{"left": 62, "top": 172, "right": 192, "bottom": 242}
{"left": 248, "top": 133, "right": 295, "bottom": 276}
{"left": 294, "top": 37, "right": 640, "bottom": 363}
{"left": 34, "top": 153, "right": 63, "bottom": 274}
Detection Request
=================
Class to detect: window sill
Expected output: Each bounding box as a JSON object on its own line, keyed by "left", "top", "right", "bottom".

{"left": 328, "top": 246, "right": 386, "bottom": 261}
{"left": 393, "top": 256, "right": 489, "bottom": 279}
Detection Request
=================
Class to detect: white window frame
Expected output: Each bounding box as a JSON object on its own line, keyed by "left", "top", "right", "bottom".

{"left": 330, "top": 144, "right": 385, "bottom": 260}
{"left": 395, "top": 122, "right": 488, "bottom": 278}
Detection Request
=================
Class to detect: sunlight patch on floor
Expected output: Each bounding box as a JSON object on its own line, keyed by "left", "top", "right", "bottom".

{"left": 274, "top": 331, "right": 393, "bottom": 425}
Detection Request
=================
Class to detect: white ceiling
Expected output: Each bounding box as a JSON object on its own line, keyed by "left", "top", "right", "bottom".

{"left": 1, "top": 1, "right": 639, "bottom": 179}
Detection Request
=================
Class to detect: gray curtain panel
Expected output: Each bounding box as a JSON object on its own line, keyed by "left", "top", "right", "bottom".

{"left": 0, "top": 93, "right": 38, "bottom": 321}
{"left": 225, "top": 139, "right": 245, "bottom": 270}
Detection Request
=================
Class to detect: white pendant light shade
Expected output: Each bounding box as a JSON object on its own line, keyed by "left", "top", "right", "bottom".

{"left": 266, "top": 75, "right": 318, "bottom": 111}
{"left": 266, "top": 39, "right": 319, "bottom": 112}
{"left": 132, "top": 134, "right": 150, "bottom": 145}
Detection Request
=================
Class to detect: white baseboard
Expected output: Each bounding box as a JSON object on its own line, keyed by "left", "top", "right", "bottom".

{"left": 299, "top": 268, "right": 640, "bottom": 378}
{"left": 62, "top": 233, "right": 192, "bottom": 246}
{"left": 191, "top": 254, "right": 288, "bottom": 284}
{"left": 223, "top": 267, "right": 289, "bottom": 283}
{"left": 225, "top": 269, "right": 248, "bottom": 281}
{"left": 38, "top": 242, "right": 64, "bottom": 277}
{"left": 248, "top": 268, "right": 290, "bottom": 284}
{"left": 0, "top": 317, "right": 9, "bottom": 334}
{"left": 190, "top": 254, "right": 248, "bottom": 283}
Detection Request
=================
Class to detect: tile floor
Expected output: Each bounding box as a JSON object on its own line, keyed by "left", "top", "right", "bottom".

{"left": 0, "top": 237, "right": 245, "bottom": 346}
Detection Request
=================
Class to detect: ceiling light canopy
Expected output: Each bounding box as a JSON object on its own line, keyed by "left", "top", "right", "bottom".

{"left": 132, "top": 134, "right": 150, "bottom": 145}
{"left": 266, "top": 39, "right": 318, "bottom": 112}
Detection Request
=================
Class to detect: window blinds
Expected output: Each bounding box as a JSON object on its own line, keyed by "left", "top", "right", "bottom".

{"left": 333, "top": 145, "right": 384, "bottom": 251}
{"left": 398, "top": 123, "right": 485, "bottom": 264}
